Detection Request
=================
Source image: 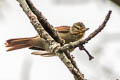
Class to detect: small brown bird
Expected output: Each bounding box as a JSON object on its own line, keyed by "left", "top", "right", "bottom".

{"left": 5, "top": 22, "right": 89, "bottom": 56}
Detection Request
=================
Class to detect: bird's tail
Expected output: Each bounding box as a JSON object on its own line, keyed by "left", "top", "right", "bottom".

{"left": 5, "top": 37, "right": 32, "bottom": 51}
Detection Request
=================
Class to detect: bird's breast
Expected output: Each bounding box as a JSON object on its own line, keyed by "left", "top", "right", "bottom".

{"left": 59, "top": 32, "right": 76, "bottom": 43}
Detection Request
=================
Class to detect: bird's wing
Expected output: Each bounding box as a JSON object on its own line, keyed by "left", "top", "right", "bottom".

{"left": 55, "top": 26, "right": 70, "bottom": 33}
{"left": 29, "top": 26, "right": 70, "bottom": 50}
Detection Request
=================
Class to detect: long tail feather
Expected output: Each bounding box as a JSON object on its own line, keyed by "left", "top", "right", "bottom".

{"left": 5, "top": 38, "right": 32, "bottom": 51}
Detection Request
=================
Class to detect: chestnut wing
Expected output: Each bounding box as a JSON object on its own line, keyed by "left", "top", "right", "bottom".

{"left": 55, "top": 26, "right": 70, "bottom": 33}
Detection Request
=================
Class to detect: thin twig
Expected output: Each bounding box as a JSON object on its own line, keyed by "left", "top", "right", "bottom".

{"left": 78, "top": 10, "right": 112, "bottom": 60}
{"left": 84, "top": 10, "right": 112, "bottom": 43}
{"left": 79, "top": 45, "right": 94, "bottom": 60}
{"left": 61, "top": 10, "right": 112, "bottom": 54}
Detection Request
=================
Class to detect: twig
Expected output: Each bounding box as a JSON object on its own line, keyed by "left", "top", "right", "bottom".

{"left": 78, "top": 10, "right": 112, "bottom": 60}
{"left": 61, "top": 10, "right": 112, "bottom": 55}
{"left": 84, "top": 10, "right": 112, "bottom": 43}
{"left": 79, "top": 45, "right": 94, "bottom": 60}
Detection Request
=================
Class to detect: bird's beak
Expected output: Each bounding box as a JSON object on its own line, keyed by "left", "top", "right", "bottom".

{"left": 83, "top": 28, "right": 89, "bottom": 32}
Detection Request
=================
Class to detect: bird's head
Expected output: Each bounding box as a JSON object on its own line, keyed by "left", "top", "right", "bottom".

{"left": 70, "top": 22, "right": 89, "bottom": 35}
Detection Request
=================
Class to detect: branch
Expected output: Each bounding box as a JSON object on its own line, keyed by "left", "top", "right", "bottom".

{"left": 17, "top": 0, "right": 85, "bottom": 80}
{"left": 78, "top": 10, "right": 111, "bottom": 60}
{"left": 79, "top": 45, "right": 94, "bottom": 60}
{"left": 16, "top": 0, "right": 53, "bottom": 41}
{"left": 26, "top": 0, "right": 64, "bottom": 45}
{"left": 84, "top": 10, "right": 112, "bottom": 43}
{"left": 61, "top": 10, "right": 112, "bottom": 56}
{"left": 25, "top": 0, "right": 84, "bottom": 79}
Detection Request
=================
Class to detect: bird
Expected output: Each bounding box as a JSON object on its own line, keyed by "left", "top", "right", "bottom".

{"left": 5, "top": 22, "right": 89, "bottom": 57}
